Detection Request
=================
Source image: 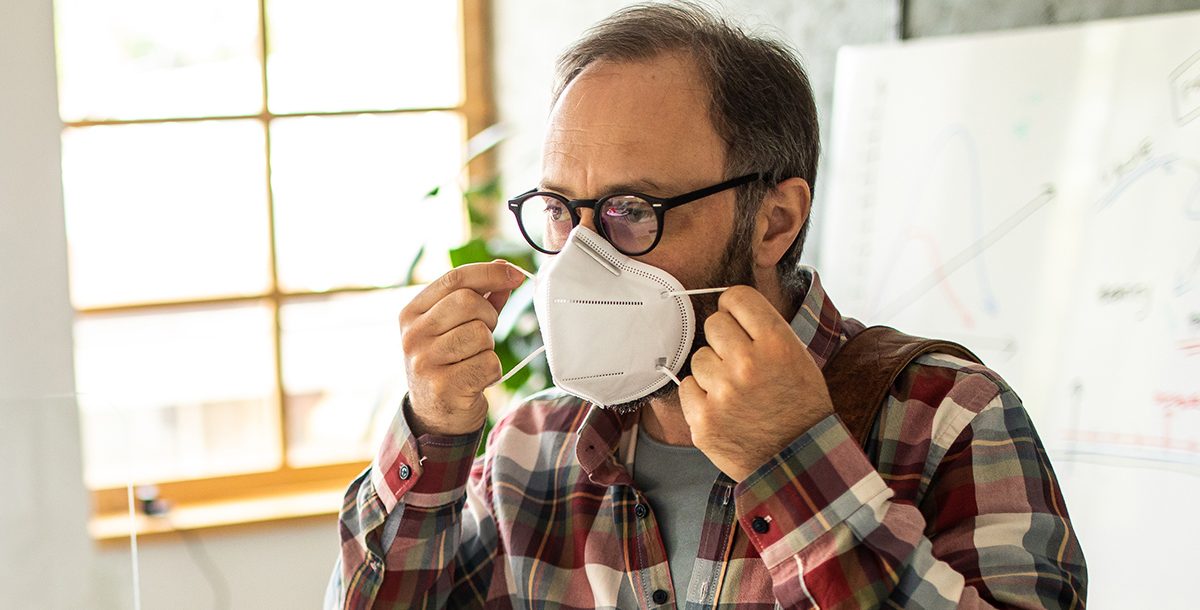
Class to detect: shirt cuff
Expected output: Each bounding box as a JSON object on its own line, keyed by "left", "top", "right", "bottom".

{"left": 733, "top": 414, "right": 892, "bottom": 569}
{"left": 369, "top": 393, "right": 484, "bottom": 512}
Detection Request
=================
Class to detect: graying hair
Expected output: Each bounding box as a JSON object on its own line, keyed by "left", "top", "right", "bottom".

{"left": 553, "top": 1, "right": 819, "bottom": 302}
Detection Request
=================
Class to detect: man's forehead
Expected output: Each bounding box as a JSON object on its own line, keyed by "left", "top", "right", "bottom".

{"left": 556, "top": 54, "right": 709, "bottom": 115}
{"left": 543, "top": 53, "right": 724, "bottom": 194}
{"left": 574, "top": 52, "right": 707, "bottom": 87}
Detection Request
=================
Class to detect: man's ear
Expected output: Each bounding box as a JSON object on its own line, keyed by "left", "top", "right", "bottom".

{"left": 753, "top": 177, "right": 811, "bottom": 268}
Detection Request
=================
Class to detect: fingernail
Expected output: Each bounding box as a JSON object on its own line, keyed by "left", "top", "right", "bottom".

{"left": 501, "top": 262, "right": 517, "bottom": 281}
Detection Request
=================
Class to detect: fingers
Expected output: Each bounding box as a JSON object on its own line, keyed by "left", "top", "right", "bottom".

{"left": 450, "top": 349, "right": 504, "bottom": 392}
{"left": 420, "top": 288, "right": 501, "bottom": 336}
{"left": 716, "top": 285, "right": 788, "bottom": 341}
{"left": 678, "top": 375, "right": 706, "bottom": 415}
{"left": 702, "top": 310, "right": 751, "bottom": 358}
{"left": 678, "top": 375, "right": 711, "bottom": 446}
{"left": 428, "top": 319, "right": 495, "bottom": 365}
{"left": 400, "top": 262, "right": 523, "bottom": 436}
{"left": 485, "top": 259, "right": 523, "bottom": 313}
{"left": 486, "top": 288, "right": 514, "bottom": 314}
{"left": 407, "top": 261, "right": 524, "bottom": 316}
{"left": 688, "top": 346, "right": 721, "bottom": 389}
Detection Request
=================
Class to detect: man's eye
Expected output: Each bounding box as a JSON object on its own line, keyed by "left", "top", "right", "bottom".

{"left": 544, "top": 203, "right": 564, "bottom": 221}
{"left": 605, "top": 201, "right": 649, "bottom": 218}
{"left": 606, "top": 202, "right": 650, "bottom": 222}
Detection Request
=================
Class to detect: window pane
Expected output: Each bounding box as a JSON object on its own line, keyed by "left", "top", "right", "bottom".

{"left": 266, "top": 0, "right": 463, "bottom": 113}
{"left": 270, "top": 113, "right": 466, "bottom": 292}
{"left": 280, "top": 289, "right": 419, "bottom": 466}
{"left": 75, "top": 304, "right": 279, "bottom": 488}
{"left": 61, "top": 120, "right": 272, "bottom": 309}
{"left": 55, "top": 0, "right": 262, "bottom": 121}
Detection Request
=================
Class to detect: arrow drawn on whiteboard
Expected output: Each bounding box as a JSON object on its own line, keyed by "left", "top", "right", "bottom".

{"left": 876, "top": 185, "right": 1057, "bottom": 321}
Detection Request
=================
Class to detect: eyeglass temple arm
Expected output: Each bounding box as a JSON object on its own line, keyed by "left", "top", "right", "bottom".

{"left": 659, "top": 173, "right": 762, "bottom": 209}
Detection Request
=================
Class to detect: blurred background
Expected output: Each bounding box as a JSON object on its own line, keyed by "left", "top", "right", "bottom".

{"left": 2, "top": 0, "right": 1199, "bottom": 608}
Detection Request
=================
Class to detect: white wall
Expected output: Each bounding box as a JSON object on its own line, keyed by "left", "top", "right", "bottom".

{"left": 0, "top": 0, "right": 339, "bottom": 608}
{"left": 91, "top": 519, "right": 339, "bottom": 610}
{"left": 0, "top": 0, "right": 93, "bottom": 606}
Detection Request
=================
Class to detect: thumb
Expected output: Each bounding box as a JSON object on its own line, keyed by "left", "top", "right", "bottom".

{"left": 677, "top": 376, "right": 706, "bottom": 425}
{"left": 486, "top": 260, "right": 527, "bottom": 312}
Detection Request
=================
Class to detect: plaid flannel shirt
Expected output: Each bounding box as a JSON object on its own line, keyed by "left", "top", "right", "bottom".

{"left": 327, "top": 267, "right": 1087, "bottom": 609}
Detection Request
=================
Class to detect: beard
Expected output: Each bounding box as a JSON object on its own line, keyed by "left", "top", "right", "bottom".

{"left": 600, "top": 222, "right": 757, "bottom": 416}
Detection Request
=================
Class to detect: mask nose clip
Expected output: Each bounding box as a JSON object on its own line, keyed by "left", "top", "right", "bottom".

{"left": 576, "top": 235, "right": 621, "bottom": 276}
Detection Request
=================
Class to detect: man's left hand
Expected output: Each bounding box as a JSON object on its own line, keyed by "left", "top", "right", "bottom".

{"left": 678, "top": 285, "right": 835, "bottom": 482}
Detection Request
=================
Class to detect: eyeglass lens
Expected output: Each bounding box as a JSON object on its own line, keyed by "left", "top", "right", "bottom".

{"left": 518, "top": 195, "right": 573, "bottom": 252}
{"left": 597, "top": 196, "right": 657, "bottom": 254}
{"left": 518, "top": 194, "right": 658, "bottom": 254}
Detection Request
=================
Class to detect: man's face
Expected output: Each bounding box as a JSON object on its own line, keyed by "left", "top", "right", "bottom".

{"left": 541, "top": 52, "right": 756, "bottom": 413}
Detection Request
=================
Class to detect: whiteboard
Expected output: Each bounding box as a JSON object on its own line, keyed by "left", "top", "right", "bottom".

{"left": 822, "top": 11, "right": 1200, "bottom": 608}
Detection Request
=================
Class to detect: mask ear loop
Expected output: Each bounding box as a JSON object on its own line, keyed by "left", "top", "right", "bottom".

{"left": 508, "top": 264, "right": 536, "bottom": 281}
{"left": 654, "top": 287, "right": 728, "bottom": 386}
{"left": 662, "top": 287, "right": 728, "bottom": 298}
{"left": 493, "top": 344, "right": 547, "bottom": 387}
{"left": 656, "top": 362, "right": 682, "bottom": 386}
{"left": 489, "top": 260, "right": 542, "bottom": 386}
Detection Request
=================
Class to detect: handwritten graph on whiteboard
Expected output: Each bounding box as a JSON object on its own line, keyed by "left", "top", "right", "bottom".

{"left": 821, "top": 11, "right": 1200, "bottom": 468}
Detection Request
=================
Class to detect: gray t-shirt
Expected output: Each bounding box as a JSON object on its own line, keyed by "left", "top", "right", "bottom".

{"left": 632, "top": 425, "right": 721, "bottom": 607}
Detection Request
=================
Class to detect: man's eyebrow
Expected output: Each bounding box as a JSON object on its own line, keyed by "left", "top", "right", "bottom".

{"left": 538, "top": 178, "right": 667, "bottom": 199}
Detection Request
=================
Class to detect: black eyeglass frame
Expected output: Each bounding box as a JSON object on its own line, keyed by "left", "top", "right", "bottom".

{"left": 506, "top": 172, "right": 762, "bottom": 256}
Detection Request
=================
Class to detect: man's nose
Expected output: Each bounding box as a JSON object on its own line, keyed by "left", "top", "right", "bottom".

{"left": 576, "top": 207, "right": 598, "bottom": 233}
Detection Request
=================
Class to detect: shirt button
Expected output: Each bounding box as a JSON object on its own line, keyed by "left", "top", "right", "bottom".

{"left": 398, "top": 464, "right": 412, "bottom": 480}
{"left": 751, "top": 516, "right": 770, "bottom": 534}
{"left": 652, "top": 589, "right": 669, "bottom": 604}
{"left": 634, "top": 503, "right": 649, "bottom": 519}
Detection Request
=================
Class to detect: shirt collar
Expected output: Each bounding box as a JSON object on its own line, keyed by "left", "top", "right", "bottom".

{"left": 786, "top": 265, "right": 850, "bottom": 370}
{"left": 573, "top": 265, "right": 852, "bottom": 485}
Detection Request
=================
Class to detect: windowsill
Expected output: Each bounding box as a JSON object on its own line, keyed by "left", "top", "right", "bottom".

{"left": 90, "top": 485, "right": 344, "bottom": 542}
{"left": 87, "top": 461, "right": 368, "bottom": 543}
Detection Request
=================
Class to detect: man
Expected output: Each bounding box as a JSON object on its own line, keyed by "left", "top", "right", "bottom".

{"left": 328, "top": 4, "right": 1086, "bottom": 608}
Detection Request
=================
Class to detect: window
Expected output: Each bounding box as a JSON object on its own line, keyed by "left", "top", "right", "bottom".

{"left": 55, "top": 0, "right": 494, "bottom": 531}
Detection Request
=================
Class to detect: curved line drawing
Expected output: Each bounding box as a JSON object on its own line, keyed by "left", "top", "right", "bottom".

{"left": 1179, "top": 248, "right": 1200, "bottom": 297}
{"left": 870, "top": 126, "right": 1000, "bottom": 320}
{"left": 1092, "top": 154, "right": 1200, "bottom": 296}
{"left": 1169, "top": 48, "right": 1200, "bottom": 126}
{"left": 1094, "top": 154, "right": 1200, "bottom": 213}
{"left": 901, "top": 228, "right": 976, "bottom": 328}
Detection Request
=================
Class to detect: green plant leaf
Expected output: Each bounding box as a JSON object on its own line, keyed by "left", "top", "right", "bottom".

{"left": 494, "top": 280, "right": 535, "bottom": 342}
{"left": 476, "top": 415, "right": 494, "bottom": 457}
{"left": 448, "top": 238, "right": 493, "bottom": 267}
{"left": 403, "top": 244, "right": 426, "bottom": 286}
{"left": 493, "top": 340, "right": 531, "bottom": 390}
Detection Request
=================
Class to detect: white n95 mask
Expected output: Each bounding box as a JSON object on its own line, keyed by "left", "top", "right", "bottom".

{"left": 499, "top": 225, "right": 726, "bottom": 407}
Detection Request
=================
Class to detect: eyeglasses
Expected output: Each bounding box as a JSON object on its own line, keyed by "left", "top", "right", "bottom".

{"left": 507, "top": 173, "right": 761, "bottom": 256}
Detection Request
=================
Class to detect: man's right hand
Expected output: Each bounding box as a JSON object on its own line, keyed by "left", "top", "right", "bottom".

{"left": 400, "top": 260, "right": 526, "bottom": 437}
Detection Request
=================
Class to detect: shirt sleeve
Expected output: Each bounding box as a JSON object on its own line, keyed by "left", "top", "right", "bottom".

{"left": 733, "top": 378, "right": 1087, "bottom": 609}
{"left": 326, "top": 394, "right": 501, "bottom": 610}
